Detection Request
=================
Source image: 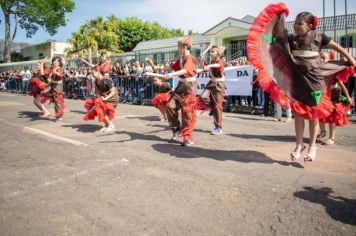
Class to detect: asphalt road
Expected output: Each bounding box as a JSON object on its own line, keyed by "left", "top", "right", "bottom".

{"left": 0, "top": 92, "right": 355, "bottom": 235}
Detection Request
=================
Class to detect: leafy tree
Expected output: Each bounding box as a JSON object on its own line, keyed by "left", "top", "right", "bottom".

{"left": 187, "top": 29, "right": 199, "bottom": 35}
{"left": 67, "top": 16, "right": 121, "bottom": 62}
{"left": 0, "top": 0, "right": 75, "bottom": 63}
{"left": 11, "top": 51, "right": 23, "bottom": 62}
{"left": 114, "top": 17, "right": 184, "bottom": 52}
{"left": 69, "top": 16, "right": 184, "bottom": 55}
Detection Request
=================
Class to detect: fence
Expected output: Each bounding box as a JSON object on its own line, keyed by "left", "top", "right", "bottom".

{"left": 3, "top": 73, "right": 356, "bottom": 117}
{"left": 1, "top": 73, "right": 279, "bottom": 116}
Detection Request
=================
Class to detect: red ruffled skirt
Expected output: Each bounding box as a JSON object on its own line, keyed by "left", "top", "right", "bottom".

{"left": 152, "top": 92, "right": 171, "bottom": 111}
{"left": 83, "top": 97, "right": 116, "bottom": 122}
{"left": 29, "top": 77, "right": 45, "bottom": 97}
{"left": 320, "top": 103, "right": 350, "bottom": 126}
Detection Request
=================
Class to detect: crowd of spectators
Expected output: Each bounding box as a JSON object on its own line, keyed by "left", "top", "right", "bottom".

{"left": 1, "top": 59, "right": 355, "bottom": 117}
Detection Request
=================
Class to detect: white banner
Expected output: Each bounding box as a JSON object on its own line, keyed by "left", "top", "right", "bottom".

{"left": 173, "top": 65, "right": 253, "bottom": 96}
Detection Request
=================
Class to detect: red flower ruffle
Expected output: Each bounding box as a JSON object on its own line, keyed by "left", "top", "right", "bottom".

{"left": 152, "top": 92, "right": 171, "bottom": 111}
{"left": 83, "top": 97, "right": 115, "bottom": 122}
{"left": 320, "top": 103, "right": 350, "bottom": 126}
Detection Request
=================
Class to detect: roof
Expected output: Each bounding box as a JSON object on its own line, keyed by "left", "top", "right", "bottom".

{"left": 202, "top": 17, "right": 252, "bottom": 35}
{"left": 286, "top": 13, "right": 356, "bottom": 32}
{"left": 133, "top": 34, "right": 210, "bottom": 52}
{"left": 241, "top": 15, "right": 255, "bottom": 23}
{"left": 133, "top": 16, "right": 253, "bottom": 52}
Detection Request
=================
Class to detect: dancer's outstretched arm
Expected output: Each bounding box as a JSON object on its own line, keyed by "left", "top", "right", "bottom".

{"left": 327, "top": 41, "right": 356, "bottom": 66}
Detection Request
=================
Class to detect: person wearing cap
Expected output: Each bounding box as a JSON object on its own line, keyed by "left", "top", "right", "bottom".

{"left": 155, "top": 36, "right": 197, "bottom": 146}
{"left": 198, "top": 45, "right": 226, "bottom": 135}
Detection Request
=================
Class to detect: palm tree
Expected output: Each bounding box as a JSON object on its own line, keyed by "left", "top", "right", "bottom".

{"left": 67, "top": 17, "right": 121, "bottom": 62}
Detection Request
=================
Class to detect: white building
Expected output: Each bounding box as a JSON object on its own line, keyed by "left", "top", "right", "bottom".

{"left": 21, "top": 41, "right": 72, "bottom": 61}
{"left": 131, "top": 13, "right": 356, "bottom": 64}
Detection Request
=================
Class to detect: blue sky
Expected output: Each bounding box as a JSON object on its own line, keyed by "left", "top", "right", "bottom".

{"left": 1, "top": 0, "right": 356, "bottom": 44}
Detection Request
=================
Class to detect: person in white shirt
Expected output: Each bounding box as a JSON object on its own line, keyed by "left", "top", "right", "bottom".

{"left": 134, "top": 61, "right": 143, "bottom": 77}
{"left": 20, "top": 67, "right": 32, "bottom": 94}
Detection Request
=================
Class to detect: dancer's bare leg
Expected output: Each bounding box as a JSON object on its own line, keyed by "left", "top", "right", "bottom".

{"left": 291, "top": 114, "right": 306, "bottom": 160}
{"left": 34, "top": 95, "right": 50, "bottom": 116}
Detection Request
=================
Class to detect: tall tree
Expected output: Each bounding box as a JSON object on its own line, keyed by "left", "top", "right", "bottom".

{"left": 0, "top": 0, "right": 75, "bottom": 63}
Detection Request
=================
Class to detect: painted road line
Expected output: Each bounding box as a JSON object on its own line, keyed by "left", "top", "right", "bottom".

{"left": 24, "top": 127, "right": 89, "bottom": 146}
{"left": 0, "top": 118, "right": 89, "bottom": 147}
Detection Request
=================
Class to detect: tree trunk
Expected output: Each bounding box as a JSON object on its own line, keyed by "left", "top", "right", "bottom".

{"left": 3, "top": 11, "right": 11, "bottom": 63}
{"left": 88, "top": 47, "right": 92, "bottom": 64}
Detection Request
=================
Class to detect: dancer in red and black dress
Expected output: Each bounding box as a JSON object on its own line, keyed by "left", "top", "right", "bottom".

{"left": 247, "top": 3, "right": 355, "bottom": 161}
{"left": 198, "top": 46, "right": 226, "bottom": 135}
{"left": 83, "top": 66, "right": 119, "bottom": 132}
{"left": 29, "top": 60, "right": 51, "bottom": 118}
{"left": 151, "top": 76, "right": 172, "bottom": 121}
{"left": 318, "top": 52, "right": 355, "bottom": 145}
{"left": 40, "top": 56, "right": 65, "bottom": 122}
{"left": 82, "top": 51, "right": 112, "bottom": 77}
{"left": 145, "top": 58, "right": 172, "bottom": 121}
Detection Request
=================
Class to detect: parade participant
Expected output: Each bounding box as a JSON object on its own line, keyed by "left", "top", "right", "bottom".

{"left": 40, "top": 56, "right": 65, "bottom": 122}
{"left": 151, "top": 76, "right": 172, "bottom": 121}
{"left": 318, "top": 52, "right": 355, "bottom": 144}
{"left": 319, "top": 79, "right": 354, "bottom": 145}
{"left": 29, "top": 58, "right": 51, "bottom": 118}
{"left": 145, "top": 58, "right": 172, "bottom": 121}
{"left": 153, "top": 36, "right": 197, "bottom": 146}
{"left": 198, "top": 45, "right": 226, "bottom": 134}
{"left": 82, "top": 51, "right": 112, "bottom": 76}
{"left": 247, "top": 3, "right": 356, "bottom": 161}
{"left": 83, "top": 66, "right": 118, "bottom": 132}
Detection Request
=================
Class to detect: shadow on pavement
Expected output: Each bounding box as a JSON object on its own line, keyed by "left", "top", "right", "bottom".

{"left": 152, "top": 143, "right": 304, "bottom": 168}
{"left": 70, "top": 110, "right": 86, "bottom": 115}
{"left": 146, "top": 123, "right": 211, "bottom": 134}
{"left": 125, "top": 115, "right": 162, "bottom": 122}
{"left": 99, "top": 130, "right": 168, "bottom": 143}
{"left": 18, "top": 111, "right": 52, "bottom": 122}
{"left": 227, "top": 133, "right": 309, "bottom": 143}
{"left": 294, "top": 187, "right": 356, "bottom": 226}
{"left": 62, "top": 124, "right": 103, "bottom": 133}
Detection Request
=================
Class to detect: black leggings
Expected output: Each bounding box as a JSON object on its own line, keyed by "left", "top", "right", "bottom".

{"left": 346, "top": 76, "right": 355, "bottom": 99}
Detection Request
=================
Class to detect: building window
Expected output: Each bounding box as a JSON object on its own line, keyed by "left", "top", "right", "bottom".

{"left": 230, "top": 40, "right": 247, "bottom": 57}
